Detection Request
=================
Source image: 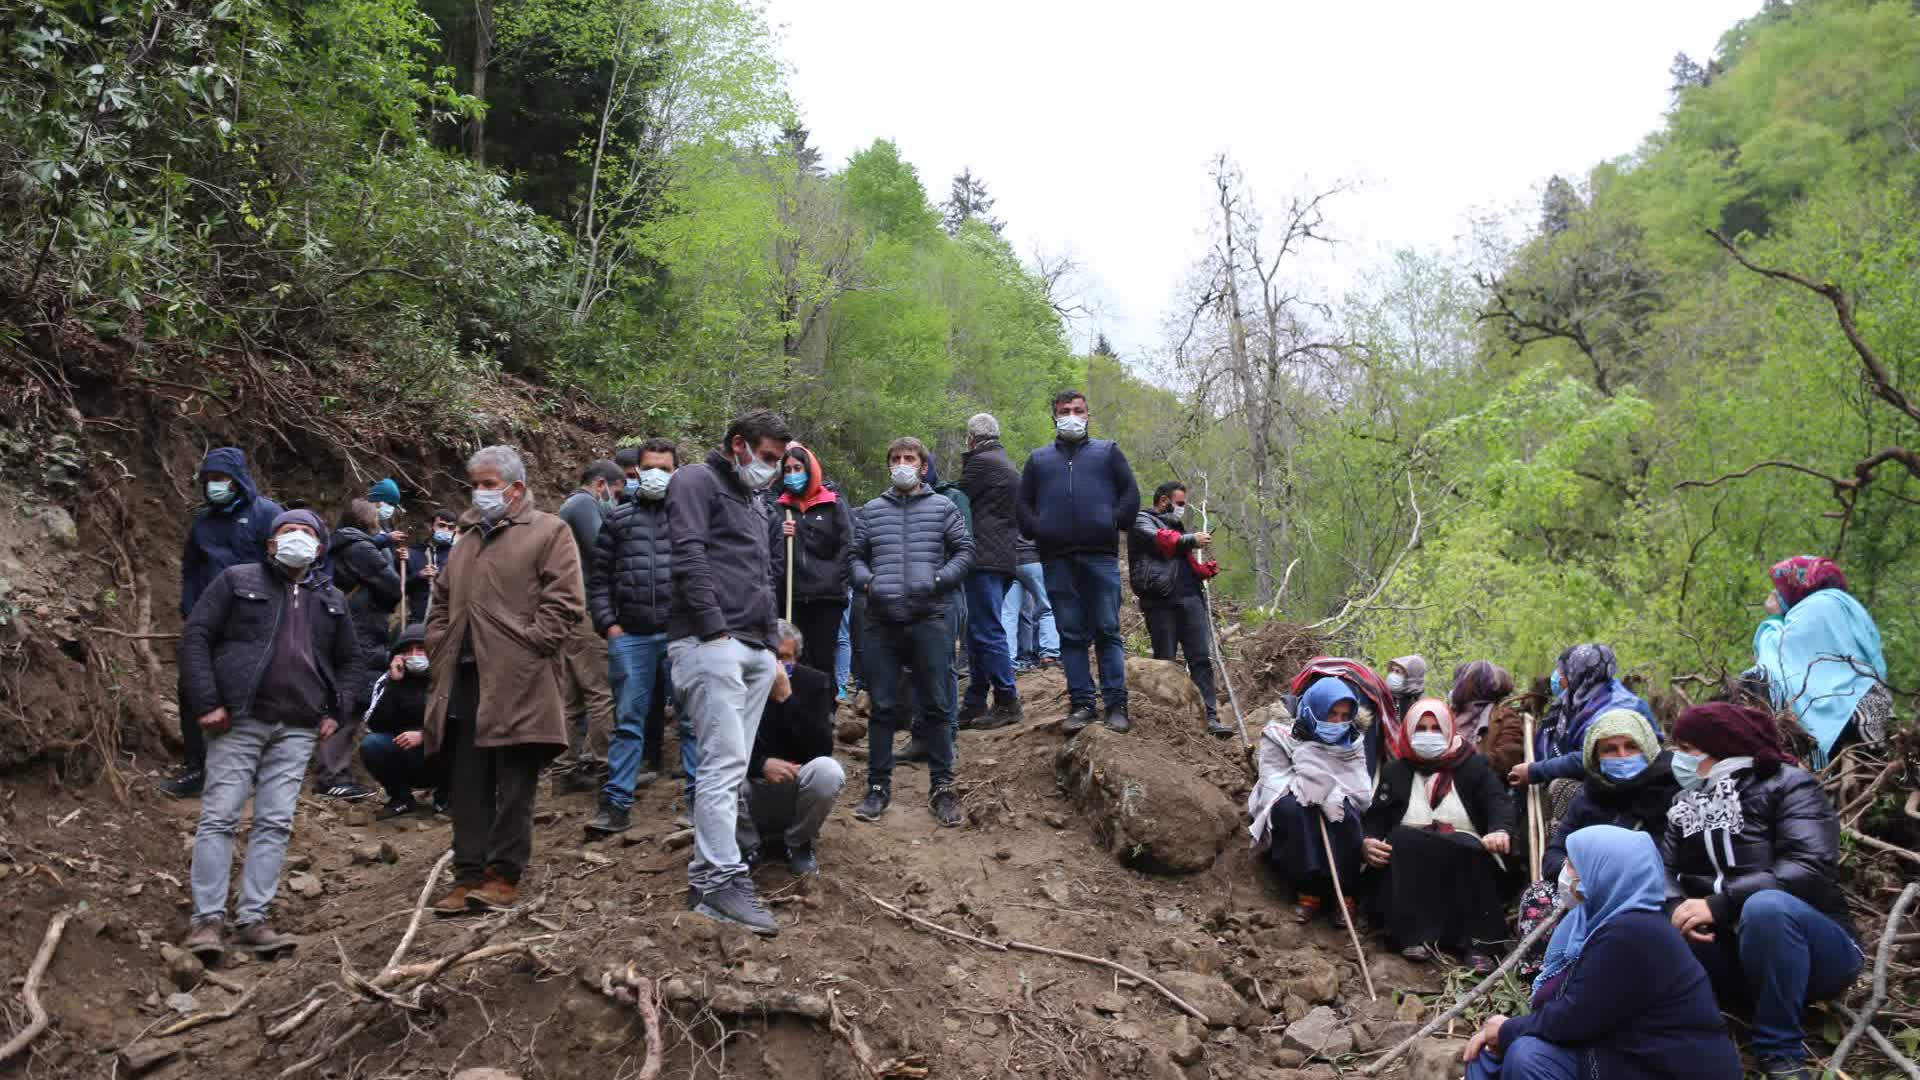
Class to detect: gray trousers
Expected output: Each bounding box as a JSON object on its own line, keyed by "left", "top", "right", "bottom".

{"left": 740, "top": 757, "right": 846, "bottom": 857}
{"left": 669, "top": 635, "right": 777, "bottom": 894}
{"left": 191, "top": 717, "right": 317, "bottom": 925}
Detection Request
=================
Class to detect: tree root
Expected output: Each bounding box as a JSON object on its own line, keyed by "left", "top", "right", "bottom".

{"left": 1831, "top": 882, "right": 1919, "bottom": 1075}
{"left": 0, "top": 907, "right": 74, "bottom": 1064}
{"left": 597, "top": 965, "right": 664, "bottom": 1080}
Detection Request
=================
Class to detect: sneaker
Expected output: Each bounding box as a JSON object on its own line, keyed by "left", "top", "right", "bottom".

{"left": 431, "top": 789, "right": 450, "bottom": 815}
{"left": 785, "top": 842, "right": 819, "bottom": 876}
{"left": 585, "top": 802, "right": 631, "bottom": 835}
{"left": 232, "top": 921, "right": 296, "bottom": 955}
{"left": 1205, "top": 716, "right": 1235, "bottom": 738}
{"left": 1102, "top": 706, "right": 1132, "bottom": 734}
{"left": 1061, "top": 705, "right": 1098, "bottom": 734}
{"left": 431, "top": 884, "right": 474, "bottom": 917}
{"left": 694, "top": 879, "right": 779, "bottom": 936}
{"left": 1399, "top": 944, "right": 1436, "bottom": 963}
{"left": 159, "top": 765, "right": 205, "bottom": 799}
{"left": 1291, "top": 894, "right": 1322, "bottom": 923}
{"left": 853, "top": 785, "right": 891, "bottom": 822}
{"left": 976, "top": 698, "right": 1023, "bottom": 730}
{"left": 929, "top": 785, "right": 963, "bottom": 828}
{"left": 1464, "top": 951, "right": 1496, "bottom": 976}
{"left": 899, "top": 737, "right": 929, "bottom": 764}
{"left": 1037, "top": 657, "right": 1060, "bottom": 671}
{"left": 956, "top": 701, "right": 989, "bottom": 729}
{"left": 375, "top": 796, "right": 419, "bottom": 820}
{"left": 318, "top": 781, "right": 377, "bottom": 801}
{"left": 182, "top": 918, "right": 225, "bottom": 964}
{"left": 836, "top": 686, "right": 850, "bottom": 704}
{"left": 1758, "top": 1060, "right": 1813, "bottom": 1080}
{"left": 466, "top": 870, "right": 519, "bottom": 911}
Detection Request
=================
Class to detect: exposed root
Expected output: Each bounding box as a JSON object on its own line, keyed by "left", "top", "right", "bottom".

{"left": 0, "top": 907, "right": 73, "bottom": 1064}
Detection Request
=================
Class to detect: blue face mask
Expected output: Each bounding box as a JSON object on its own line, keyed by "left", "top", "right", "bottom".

{"left": 1598, "top": 754, "right": 1648, "bottom": 781}
{"left": 1550, "top": 670, "right": 1564, "bottom": 698}
{"left": 782, "top": 472, "right": 808, "bottom": 494}
{"left": 1670, "top": 751, "right": 1706, "bottom": 791}
{"left": 625, "top": 478, "right": 640, "bottom": 497}
{"left": 1312, "top": 719, "right": 1352, "bottom": 745}
{"left": 782, "top": 661, "right": 796, "bottom": 676}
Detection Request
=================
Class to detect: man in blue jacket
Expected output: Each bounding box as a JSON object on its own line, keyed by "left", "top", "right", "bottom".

{"left": 1016, "top": 390, "right": 1139, "bottom": 734}
{"left": 163, "top": 447, "right": 285, "bottom": 798}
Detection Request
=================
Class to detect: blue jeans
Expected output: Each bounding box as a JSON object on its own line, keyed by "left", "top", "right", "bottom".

{"left": 1002, "top": 561, "right": 1058, "bottom": 660}
{"left": 1044, "top": 553, "right": 1127, "bottom": 711}
{"left": 606, "top": 631, "right": 670, "bottom": 811}
{"left": 835, "top": 599, "right": 853, "bottom": 691}
{"left": 1465, "top": 1036, "right": 1578, "bottom": 1080}
{"left": 866, "top": 616, "right": 957, "bottom": 790}
{"left": 192, "top": 718, "right": 316, "bottom": 925}
{"left": 962, "top": 571, "right": 1017, "bottom": 706}
{"left": 358, "top": 732, "right": 444, "bottom": 802}
{"left": 1688, "top": 889, "right": 1864, "bottom": 1062}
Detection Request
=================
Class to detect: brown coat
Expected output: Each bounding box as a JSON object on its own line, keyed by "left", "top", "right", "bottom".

{"left": 422, "top": 493, "right": 586, "bottom": 755}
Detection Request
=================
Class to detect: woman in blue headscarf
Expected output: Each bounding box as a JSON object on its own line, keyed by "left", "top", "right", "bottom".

{"left": 1247, "top": 677, "right": 1374, "bottom": 923}
{"left": 1750, "top": 555, "right": 1887, "bottom": 767}
{"left": 1463, "top": 825, "right": 1740, "bottom": 1080}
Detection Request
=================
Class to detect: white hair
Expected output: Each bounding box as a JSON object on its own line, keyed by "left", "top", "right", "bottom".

{"left": 775, "top": 619, "right": 803, "bottom": 651}
{"left": 467, "top": 445, "right": 527, "bottom": 485}
{"left": 967, "top": 413, "right": 1000, "bottom": 439}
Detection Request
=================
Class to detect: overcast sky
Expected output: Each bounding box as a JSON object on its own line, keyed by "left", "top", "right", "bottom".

{"left": 762, "top": 0, "right": 1758, "bottom": 359}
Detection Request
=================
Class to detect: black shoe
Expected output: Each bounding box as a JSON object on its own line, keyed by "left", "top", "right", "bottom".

{"left": 976, "top": 698, "right": 1022, "bottom": 730}
{"left": 585, "top": 802, "right": 631, "bottom": 835}
{"left": 929, "top": 785, "right": 963, "bottom": 828}
{"left": 319, "top": 781, "right": 377, "bottom": 801}
{"left": 431, "top": 789, "right": 450, "bottom": 815}
{"left": 1061, "top": 706, "right": 1097, "bottom": 734}
{"left": 899, "top": 738, "right": 929, "bottom": 764}
{"left": 1102, "top": 706, "right": 1132, "bottom": 734}
{"left": 1205, "top": 716, "right": 1235, "bottom": 738}
{"left": 786, "top": 843, "right": 819, "bottom": 876}
{"left": 159, "top": 765, "right": 205, "bottom": 799}
{"left": 376, "top": 796, "right": 419, "bottom": 820}
{"left": 956, "top": 701, "right": 989, "bottom": 729}
{"left": 1037, "top": 657, "right": 1060, "bottom": 671}
{"left": 853, "top": 785, "right": 891, "bottom": 822}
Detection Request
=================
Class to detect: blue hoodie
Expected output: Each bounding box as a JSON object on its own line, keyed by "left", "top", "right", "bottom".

{"left": 180, "top": 448, "right": 284, "bottom": 618}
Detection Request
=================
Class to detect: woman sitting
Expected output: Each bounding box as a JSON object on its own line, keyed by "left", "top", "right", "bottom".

{"left": 1750, "top": 555, "right": 1887, "bottom": 767}
{"left": 1448, "top": 659, "right": 1515, "bottom": 752}
{"left": 1362, "top": 698, "right": 1512, "bottom": 973}
{"left": 1540, "top": 709, "right": 1678, "bottom": 882}
{"left": 1510, "top": 644, "right": 1655, "bottom": 822}
{"left": 1385, "top": 654, "right": 1427, "bottom": 721}
{"left": 1247, "top": 677, "right": 1372, "bottom": 923}
{"left": 1463, "top": 825, "right": 1741, "bottom": 1080}
{"left": 1660, "top": 703, "right": 1862, "bottom": 1080}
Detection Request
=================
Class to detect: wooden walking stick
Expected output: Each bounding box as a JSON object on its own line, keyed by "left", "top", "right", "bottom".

{"left": 1523, "top": 715, "right": 1543, "bottom": 882}
{"left": 1196, "top": 480, "right": 1249, "bottom": 749}
{"left": 1317, "top": 813, "right": 1377, "bottom": 1002}
{"left": 784, "top": 508, "right": 796, "bottom": 621}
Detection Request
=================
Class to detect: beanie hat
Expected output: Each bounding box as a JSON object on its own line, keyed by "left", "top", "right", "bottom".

{"left": 390, "top": 623, "right": 427, "bottom": 656}
{"left": 270, "top": 509, "right": 329, "bottom": 551}
{"left": 368, "top": 478, "right": 402, "bottom": 505}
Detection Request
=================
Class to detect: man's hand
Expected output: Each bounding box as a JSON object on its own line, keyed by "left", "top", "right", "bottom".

{"left": 762, "top": 758, "right": 800, "bottom": 784}
{"left": 1672, "top": 898, "right": 1716, "bottom": 943}
{"left": 1507, "top": 762, "right": 1530, "bottom": 787}
{"left": 1481, "top": 830, "right": 1512, "bottom": 855}
{"left": 198, "top": 707, "right": 231, "bottom": 735}
{"left": 1363, "top": 837, "right": 1393, "bottom": 867}
{"left": 388, "top": 529, "right": 410, "bottom": 549}
{"left": 607, "top": 624, "right": 626, "bottom": 639}
{"left": 319, "top": 717, "right": 338, "bottom": 740}
{"left": 782, "top": 519, "right": 796, "bottom": 537}
{"left": 395, "top": 730, "right": 423, "bottom": 751}
{"left": 1462, "top": 1015, "right": 1507, "bottom": 1063}
{"left": 770, "top": 662, "right": 793, "bottom": 703}
{"left": 1192, "top": 530, "right": 1213, "bottom": 548}
{"left": 421, "top": 561, "right": 437, "bottom": 580}
{"left": 389, "top": 655, "right": 407, "bottom": 681}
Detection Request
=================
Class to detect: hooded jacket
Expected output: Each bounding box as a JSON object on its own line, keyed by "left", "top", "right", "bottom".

{"left": 1016, "top": 436, "right": 1140, "bottom": 558}
{"left": 769, "top": 445, "right": 852, "bottom": 606}
{"left": 849, "top": 484, "right": 973, "bottom": 624}
{"left": 328, "top": 524, "right": 403, "bottom": 704}
{"left": 180, "top": 448, "right": 285, "bottom": 619}
{"left": 959, "top": 437, "right": 1021, "bottom": 575}
{"left": 667, "top": 450, "right": 778, "bottom": 647}
{"left": 364, "top": 624, "right": 430, "bottom": 736}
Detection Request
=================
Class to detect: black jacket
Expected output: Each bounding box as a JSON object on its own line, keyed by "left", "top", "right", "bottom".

{"left": 363, "top": 670, "right": 430, "bottom": 736}
{"left": 959, "top": 439, "right": 1021, "bottom": 576}
{"left": 1127, "top": 508, "right": 1203, "bottom": 607}
{"left": 749, "top": 663, "right": 836, "bottom": 780}
{"left": 403, "top": 539, "right": 452, "bottom": 626}
{"left": 327, "top": 526, "right": 402, "bottom": 701}
{"left": 1542, "top": 751, "right": 1681, "bottom": 882}
{"left": 1659, "top": 762, "right": 1852, "bottom": 935}
{"left": 849, "top": 485, "right": 973, "bottom": 624}
{"left": 768, "top": 498, "right": 853, "bottom": 606}
{"left": 667, "top": 450, "right": 778, "bottom": 648}
{"left": 1364, "top": 754, "right": 1515, "bottom": 839}
{"left": 590, "top": 497, "right": 674, "bottom": 636}
{"left": 178, "top": 563, "right": 357, "bottom": 729}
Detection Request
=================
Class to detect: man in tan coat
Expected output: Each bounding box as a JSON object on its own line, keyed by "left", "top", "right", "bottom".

{"left": 423, "top": 445, "right": 586, "bottom": 913}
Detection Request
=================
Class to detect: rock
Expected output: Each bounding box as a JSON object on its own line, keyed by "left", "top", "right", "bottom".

{"left": 159, "top": 945, "right": 203, "bottom": 991}
{"left": 164, "top": 991, "right": 198, "bottom": 1016}
{"left": 1281, "top": 992, "right": 1310, "bottom": 1023}
{"left": 286, "top": 871, "right": 323, "bottom": 899}
{"left": 941, "top": 964, "right": 969, "bottom": 987}
{"left": 1396, "top": 993, "right": 1425, "bottom": 1022}
{"left": 1113, "top": 1021, "right": 1145, "bottom": 1041}
{"left": 1271, "top": 1048, "right": 1306, "bottom": 1068}
{"left": 534, "top": 809, "right": 560, "bottom": 825}
{"left": 1053, "top": 724, "right": 1240, "bottom": 874}
{"left": 1213, "top": 1026, "right": 1239, "bottom": 1044}
{"left": 665, "top": 829, "right": 696, "bottom": 851}
{"left": 1044, "top": 811, "right": 1069, "bottom": 829}
{"left": 350, "top": 842, "right": 399, "bottom": 865}
{"left": 285, "top": 853, "right": 313, "bottom": 872}
{"left": 571, "top": 898, "right": 595, "bottom": 913}
{"left": 1281, "top": 1006, "right": 1354, "bottom": 1061}
{"left": 619, "top": 832, "right": 648, "bottom": 847}
{"left": 1125, "top": 656, "right": 1206, "bottom": 718}
{"left": 1155, "top": 971, "right": 1256, "bottom": 1029}
{"left": 1169, "top": 1017, "right": 1206, "bottom": 1066}
{"left": 1354, "top": 1020, "right": 1415, "bottom": 1054}
{"left": 38, "top": 506, "right": 78, "bottom": 548}
{"left": 736, "top": 961, "right": 780, "bottom": 986}
{"left": 451, "top": 1072, "right": 522, "bottom": 1080}
{"left": 1406, "top": 1037, "right": 1466, "bottom": 1080}
{"left": 117, "top": 1043, "right": 179, "bottom": 1077}
{"left": 835, "top": 718, "right": 866, "bottom": 744}
{"left": 1155, "top": 906, "right": 1185, "bottom": 925}
{"left": 1273, "top": 948, "right": 1342, "bottom": 1004}
{"left": 1093, "top": 991, "right": 1129, "bottom": 1015}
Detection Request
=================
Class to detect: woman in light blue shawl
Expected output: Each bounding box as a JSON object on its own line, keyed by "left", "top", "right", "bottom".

{"left": 1750, "top": 555, "right": 1887, "bottom": 767}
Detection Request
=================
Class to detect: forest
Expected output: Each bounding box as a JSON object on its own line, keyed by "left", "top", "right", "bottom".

{"left": 2, "top": 0, "right": 1916, "bottom": 699}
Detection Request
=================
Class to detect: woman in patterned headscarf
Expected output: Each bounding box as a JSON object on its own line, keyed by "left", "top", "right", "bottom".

{"left": 1749, "top": 556, "right": 1887, "bottom": 767}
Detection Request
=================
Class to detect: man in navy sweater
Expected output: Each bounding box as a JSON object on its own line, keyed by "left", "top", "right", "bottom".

{"left": 1016, "top": 390, "right": 1140, "bottom": 734}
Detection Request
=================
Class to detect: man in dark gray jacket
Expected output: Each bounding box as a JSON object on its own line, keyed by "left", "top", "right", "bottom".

{"left": 554, "top": 460, "right": 622, "bottom": 785}
{"left": 849, "top": 436, "right": 974, "bottom": 827}
{"left": 957, "top": 413, "right": 1022, "bottom": 729}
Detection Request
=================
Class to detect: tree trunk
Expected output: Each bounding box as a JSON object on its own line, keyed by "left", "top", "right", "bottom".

{"left": 465, "top": 0, "right": 492, "bottom": 166}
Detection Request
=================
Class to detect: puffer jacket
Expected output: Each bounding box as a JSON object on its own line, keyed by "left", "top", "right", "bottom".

{"left": 1016, "top": 437, "right": 1140, "bottom": 557}
{"left": 180, "top": 447, "right": 284, "bottom": 618}
{"left": 1658, "top": 762, "right": 1853, "bottom": 935}
{"left": 1127, "top": 507, "right": 1209, "bottom": 606}
{"left": 327, "top": 525, "right": 402, "bottom": 703}
{"left": 959, "top": 438, "right": 1021, "bottom": 575}
{"left": 589, "top": 497, "right": 674, "bottom": 636}
{"left": 849, "top": 485, "right": 973, "bottom": 624}
{"left": 178, "top": 562, "right": 356, "bottom": 729}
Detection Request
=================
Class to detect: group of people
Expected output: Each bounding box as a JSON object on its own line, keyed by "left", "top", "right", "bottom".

{"left": 1249, "top": 554, "right": 1888, "bottom": 1080}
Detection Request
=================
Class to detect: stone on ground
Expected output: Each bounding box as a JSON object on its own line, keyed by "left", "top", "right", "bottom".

{"left": 1406, "top": 1037, "right": 1466, "bottom": 1080}
{"left": 1053, "top": 724, "right": 1241, "bottom": 874}
{"left": 1154, "top": 970, "right": 1259, "bottom": 1029}
{"left": 1281, "top": 1005, "right": 1353, "bottom": 1060}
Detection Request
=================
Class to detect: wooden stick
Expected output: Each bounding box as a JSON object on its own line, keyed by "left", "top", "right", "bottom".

{"left": 1833, "top": 1004, "right": 1920, "bottom": 1080}
{"left": 385, "top": 850, "right": 452, "bottom": 974}
{"left": 263, "top": 995, "right": 331, "bottom": 1039}
{"left": 1364, "top": 901, "right": 1572, "bottom": 1075}
{"left": 1845, "top": 827, "right": 1920, "bottom": 867}
{"left": 1522, "top": 716, "right": 1543, "bottom": 883}
{"left": 862, "top": 890, "right": 1007, "bottom": 952}
{"left": 151, "top": 978, "right": 262, "bottom": 1037}
{"left": 784, "top": 509, "right": 795, "bottom": 621}
{"left": 1831, "top": 882, "right": 1919, "bottom": 1074}
{"left": 1196, "top": 485, "right": 1250, "bottom": 750}
{"left": 1318, "top": 814, "right": 1376, "bottom": 1002}
{"left": 0, "top": 907, "right": 73, "bottom": 1064}
{"left": 369, "top": 938, "right": 549, "bottom": 989}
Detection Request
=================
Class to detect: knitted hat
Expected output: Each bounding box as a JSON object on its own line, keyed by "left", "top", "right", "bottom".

{"left": 367, "top": 478, "right": 402, "bottom": 505}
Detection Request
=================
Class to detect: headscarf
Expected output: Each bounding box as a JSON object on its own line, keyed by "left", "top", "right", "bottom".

{"left": 1673, "top": 703, "right": 1797, "bottom": 770}
{"left": 1389, "top": 655, "right": 1428, "bottom": 699}
{"left": 1294, "top": 678, "right": 1359, "bottom": 746}
{"left": 1752, "top": 566, "right": 1885, "bottom": 762}
{"left": 1396, "top": 697, "right": 1476, "bottom": 807}
{"left": 1448, "top": 660, "right": 1514, "bottom": 745}
{"left": 1533, "top": 825, "right": 1667, "bottom": 995}
{"left": 1770, "top": 555, "right": 1848, "bottom": 611}
{"left": 775, "top": 443, "right": 838, "bottom": 512}
{"left": 1580, "top": 708, "right": 1678, "bottom": 822}
{"left": 1542, "top": 643, "right": 1653, "bottom": 759}
{"left": 1582, "top": 709, "right": 1659, "bottom": 767}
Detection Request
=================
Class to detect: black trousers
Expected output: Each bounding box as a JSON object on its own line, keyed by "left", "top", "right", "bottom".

{"left": 1145, "top": 595, "right": 1219, "bottom": 718}
{"left": 445, "top": 666, "right": 546, "bottom": 885}
{"left": 792, "top": 600, "right": 846, "bottom": 691}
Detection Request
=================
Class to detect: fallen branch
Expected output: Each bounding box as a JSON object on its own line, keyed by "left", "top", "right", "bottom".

{"left": 385, "top": 850, "right": 452, "bottom": 975}
{"left": 828, "top": 989, "right": 929, "bottom": 1080}
{"left": 1831, "top": 882, "right": 1919, "bottom": 1074}
{"left": 1364, "top": 901, "right": 1572, "bottom": 1075}
{"left": 152, "top": 978, "right": 262, "bottom": 1037}
{"left": 263, "top": 995, "right": 331, "bottom": 1039}
{"left": 276, "top": 1020, "right": 367, "bottom": 1079}
{"left": 0, "top": 907, "right": 74, "bottom": 1064}
{"left": 862, "top": 890, "right": 1008, "bottom": 952}
{"left": 1832, "top": 1003, "right": 1920, "bottom": 1080}
{"left": 658, "top": 974, "right": 829, "bottom": 1020}
{"left": 1845, "top": 827, "right": 1920, "bottom": 867}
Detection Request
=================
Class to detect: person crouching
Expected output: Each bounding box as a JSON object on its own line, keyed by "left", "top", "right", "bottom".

{"left": 739, "top": 620, "right": 846, "bottom": 875}
{"left": 358, "top": 624, "right": 449, "bottom": 818}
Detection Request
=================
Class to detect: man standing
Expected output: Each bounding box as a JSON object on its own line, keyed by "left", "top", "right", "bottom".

{"left": 163, "top": 447, "right": 286, "bottom": 798}
{"left": 554, "top": 460, "right": 623, "bottom": 784}
{"left": 1017, "top": 390, "right": 1140, "bottom": 733}
{"left": 669, "top": 410, "right": 790, "bottom": 935}
{"left": 849, "top": 437, "right": 973, "bottom": 827}
{"left": 404, "top": 508, "right": 458, "bottom": 626}
{"left": 425, "top": 446, "right": 585, "bottom": 915}
{"left": 957, "top": 413, "right": 1022, "bottom": 729}
{"left": 741, "top": 620, "right": 846, "bottom": 875}
{"left": 586, "top": 440, "right": 679, "bottom": 835}
{"left": 178, "top": 510, "right": 355, "bottom": 961}
{"left": 1129, "top": 482, "right": 1228, "bottom": 736}
{"left": 1003, "top": 536, "right": 1059, "bottom": 672}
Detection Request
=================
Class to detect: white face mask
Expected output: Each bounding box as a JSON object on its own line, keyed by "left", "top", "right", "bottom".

{"left": 1556, "top": 864, "right": 1582, "bottom": 907}
{"left": 273, "top": 531, "right": 320, "bottom": 570}
{"left": 205, "top": 479, "right": 235, "bottom": 504}
{"left": 637, "top": 468, "right": 671, "bottom": 501}
{"left": 1166, "top": 503, "right": 1186, "bottom": 523}
{"left": 735, "top": 453, "right": 778, "bottom": 491}
{"left": 377, "top": 502, "right": 396, "bottom": 523}
{"left": 1409, "top": 730, "right": 1449, "bottom": 760}
{"left": 402, "top": 654, "right": 429, "bottom": 674}
{"left": 1386, "top": 672, "right": 1406, "bottom": 693}
{"left": 889, "top": 464, "right": 920, "bottom": 491}
{"left": 472, "top": 487, "right": 507, "bottom": 517}
{"left": 1055, "top": 414, "right": 1089, "bottom": 441}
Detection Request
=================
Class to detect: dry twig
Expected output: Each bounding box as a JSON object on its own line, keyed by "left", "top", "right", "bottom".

{"left": 152, "top": 978, "right": 262, "bottom": 1037}
{"left": 0, "top": 907, "right": 73, "bottom": 1064}
{"left": 385, "top": 849, "right": 453, "bottom": 974}
{"left": 1831, "top": 883, "right": 1919, "bottom": 1074}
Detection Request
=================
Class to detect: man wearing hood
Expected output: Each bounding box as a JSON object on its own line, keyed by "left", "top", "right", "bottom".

{"left": 315, "top": 498, "right": 401, "bottom": 801}
{"left": 164, "top": 447, "right": 286, "bottom": 799}
{"left": 178, "top": 510, "right": 356, "bottom": 962}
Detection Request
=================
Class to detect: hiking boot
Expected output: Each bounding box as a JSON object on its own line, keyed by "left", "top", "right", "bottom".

{"left": 1758, "top": 1060, "right": 1813, "bottom": 1080}
{"left": 431, "top": 884, "right": 474, "bottom": 917}
{"left": 976, "top": 698, "right": 1023, "bottom": 730}
{"left": 1037, "top": 656, "right": 1060, "bottom": 671}
{"left": 182, "top": 918, "right": 225, "bottom": 964}
{"left": 375, "top": 795, "right": 419, "bottom": 820}
{"left": 929, "top": 785, "right": 964, "bottom": 828}
{"left": 956, "top": 701, "right": 989, "bottom": 729}
{"left": 232, "top": 921, "right": 296, "bottom": 955}
{"left": 785, "top": 842, "right": 819, "bottom": 876}
{"left": 319, "top": 781, "right": 377, "bottom": 801}
{"left": 159, "top": 765, "right": 205, "bottom": 799}
{"left": 466, "top": 870, "right": 518, "bottom": 911}
{"left": 899, "top": 737, "right": 930, "bottom": 764}
{"left": 554, "top": 766, "right": 599, "bottom": 795}
{"left": 694, "top": 879, "right": 779, "bottom": 936}
{"left": 853, "top": 785, "right": 891, "bottom": 822}
{"left": 1061, "top": 705, "right": 1098, "bottom": 734}
{"left": 1102, "top": 706, "right": 1132, "bottom": 734}
{"left": 585, "top": 802, "right": 631, "bottom": 835}
{"left": 1205, "top": 716, "right": 1235, "bottom": 738}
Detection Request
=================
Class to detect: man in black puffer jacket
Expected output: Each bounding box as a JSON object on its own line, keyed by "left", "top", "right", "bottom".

{"left": 848, "top": 436, "right": 973, "bottom": 828}
{"left": 957, "top": 413, "right": 1022, "bottom": 729}
{"left": 1659, "top": 703, "right": 1861, "bottom": 1080}
{"left": 358, "top": 624, "right": 448, "bottom": 818}
{"left": 1127, "top": 481, "right": 1226, "bottom": 735}
{"left": 318, "top": 499, "right": 403, "bottom": 800}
